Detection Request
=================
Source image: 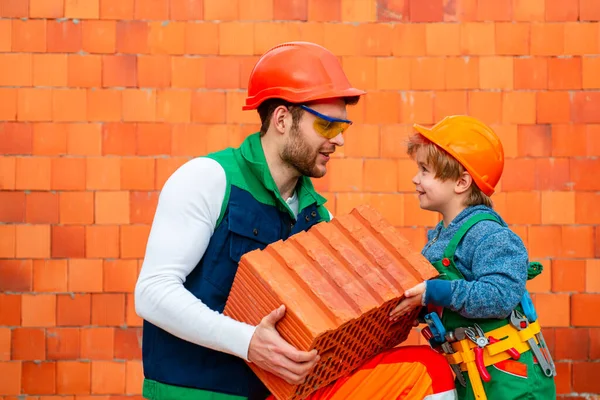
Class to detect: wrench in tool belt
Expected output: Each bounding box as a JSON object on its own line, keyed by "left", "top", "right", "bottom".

{"left": 509, "top": 310, "right": 555, "bottom": 377}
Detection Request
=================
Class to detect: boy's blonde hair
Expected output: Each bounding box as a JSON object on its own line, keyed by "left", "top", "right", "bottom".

{"left": 407, "top": 133, "right": 493, "bottom": 208}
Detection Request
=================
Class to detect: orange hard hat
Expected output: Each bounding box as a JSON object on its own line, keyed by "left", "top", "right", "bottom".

{"left": 242, "top": 41, "right": 366, "bottom": 110}
{"left": 413, "top": 115, "right": 504, "bottom": 196}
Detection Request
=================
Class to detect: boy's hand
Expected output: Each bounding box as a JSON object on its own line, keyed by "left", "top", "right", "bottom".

{"left": 389, "top": 282, "right": 426, "bottom": 322}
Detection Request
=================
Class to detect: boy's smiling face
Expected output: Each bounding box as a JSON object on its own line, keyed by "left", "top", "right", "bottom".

{"left": 412, "top": 147, "right": 458, "bottom": 214}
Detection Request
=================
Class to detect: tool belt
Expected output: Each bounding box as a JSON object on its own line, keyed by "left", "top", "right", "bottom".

{"left": 444, "top": 320, "right": 541, "bottom": 371}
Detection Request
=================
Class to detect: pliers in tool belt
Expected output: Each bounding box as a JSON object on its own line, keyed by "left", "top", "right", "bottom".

{"left": 465, "top": 324, "right": 492, "bottom": 382}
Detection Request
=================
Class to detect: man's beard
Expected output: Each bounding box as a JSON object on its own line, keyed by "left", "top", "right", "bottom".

{"left": 280, "top": 125, "right": 323, "bottom": 178}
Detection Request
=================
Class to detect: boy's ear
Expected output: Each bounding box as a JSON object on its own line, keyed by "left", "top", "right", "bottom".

{"left": 455, "top": 171, "right": 473, "bottom": 195}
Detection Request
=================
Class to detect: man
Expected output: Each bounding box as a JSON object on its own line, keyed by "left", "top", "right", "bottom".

{"left": 135, "top": 41, "right": 456, "bottom": 400}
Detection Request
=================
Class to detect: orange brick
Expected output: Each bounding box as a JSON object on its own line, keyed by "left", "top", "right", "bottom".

{"left": 56, "top": 361, "right": 91, "bottom": 394}
{"left": 565, "top": 22, "right": 599, "bottom": 55}
{"left": 86, "top": 157, "right": 121, "bottom": 190}
{"left": 33, "top": 54, "right": 68, "bottom": 87}
{"left": 16, "top": 158, "right": 52, "bottom": 192}
{"left": 22, "top": 361, "right": 56, "bottom": 394}
{"left": 495, "top": 23, "right": 530, "bottom": 55}
{"left": 0, "top": 259, "right": 31, "bottom": 291}
{"left": 514, "top": 57, "right": 548, "bottom": 90}
{"left": 342, "top": 125, "right": 380, "bottom": 158}
{"left": 552, "top": 259, "right": 585, "bottom": 293}
{"left": 583, "top": 56, "right": 600, "bottom": 89}
{"left": 0, "top": 0, "right": 29, "bottom": 17}
{"left": 66, "top": 123, "right": 102, "bottom": 156}
{"left": 102, "top": 55, "right": 137, "bottom": 88}
{"left": 65, "top": 0, "right": 99, "bottom": 18}
{"left": 534, "top": 293, "right": 570, "bottom": 327}
{"left": 548, "top": 56, "right": 582, "bottom": 90}
{"left": 580, "top": 0, "right": 600, "bottom": 21}
{"left": 52, "top": 225, "right": 86, "bottom": 258}
{"left": 410, "top": 57, "right": 445, "bottom": 90}
{"left": 155, "top": 157, "right": 188, "bottom": 190}
{"left": 138, "top": 55, "right": 171, "bottom": 88}
{"left": 204, "top": 57, "right": 240, "bottom": 89}
{"left": 51, "top": 157, "right": 85, "bottom": 190}
{"left": 391, "top": 24, "right": 425, "bottom": 56}
{"left": 223, "top": 205, "right": 437, "bottom": 399}
{"left": 170, "top": 0, "right": 203, "bottom": 19}
{"left": 47, "top": 20, "right": 82, "bottom": 53}
{"left": 22, "top": 294, "right": 56, "bottom": 327}
{"left": 148, "top": 21, "right": 185, "bottom": 55}
{"left": 541, "top": 191, "right": 575, "bottom": 225}
{"left": 47, "top": 327, "right": 80, "bottom": 360}
{"left": 157, "top": 89, "right": 192, "bottom": 123}
{"left": 425, "top": 23, "right": 460, "bottom": 56}
{"left": 32, "top": 123, "right": 66, "bottom": 156}
{"left": 573, "top": 362, "right": 600, "bottom": 394}
{"left": 586, "top": 259, "right": 600, "bottom": 292}
{"left": 546, "top": 0, "right": 579, "bottom": 21}
{"left": 81, "top": 20, "right": 115, "bottom": 55}
{"left": 575, "top": 192, "right": 600, "bottom": 224}
{"left": 57, "top": 293, "right": 91, "bottom": 326}
{"left": 121, "top": 158, "right": 155, "bottom": 191}
{"left": 572, "top": 295, "right": 600, "bottom": 327}
{"left": 26, "top": 191, "right": 59, "bottom": 224}
{"left": 185, "top": 22, "right": 219, "bottom": 54}
{"left": 0, "top": 156, "right": 16, "bottom": 190}
{"left": 171, "top": 124, "right": 208, "bottom": 156}
{"left": 11, "top": 327, "right": 45, "bottom": 360}
{"left": 33, "top": 260, "right": 68, "bottom": 293}
{"left": 0, "top": 53, "right": 32, "bottom": 87}
{"left": 137, "top": 123, "right": 171, "bottom": 155}
{"left": 475, "top": 0, "right": 511, "bottom": 21}
{"left": 571, "top": 91, "right": 600, "bottom": 123}
{"left": 0, "top": 293, "right": 21, "bottom": 325}
{"left": 95, "top": 191, "right": 130, "bottom": 225}
{"left": 569, "top": 158, "right": 600, "bottom": 191}
{"left": 12, "top": 19, "right": 46, "bottom": 52}
{"left": 459, "top": 22, "right": 495, "bottom": 54}
{"left": 0, "top": 88, "right": 17, "bottom": 121}
{"left": 528, "top": 225, "right": 561, "bottom": 259}
{"left": 15, "top": 224, "right": 50, "bottom": 259}
{"left": 466, "top": 92, "right": 502, "bottom": 126}
{"left": 52, "top": 89, "right": 87, "bottom": 123}
{"left": 445, "top": 56, "right": 479, "bottom": 90}
{"left": 376, "top": 58, "right": 410, "bottom": 90}
{"left": 363, "top": 159, "right": 398, "bottom": 192}
{"left": 512, "top": 0, "right": 544, "bottom": 21}
{"left": 133, "top": 0, "right": 168, "bottom": 20}
{"left": 130, "top": 191, "right": 158, "bottom": 225}
{"left": 218, "top": 22, "right": 254, "bottom": 56}
{"left": 91, "top": 360, "right": 126, "bottom": 394}
{"left": 479, "top": 56, "right": 513, "bottom": 89}
{"left": 0, "top": 360, "right": 21, "bottom": 394}
{"left": 104, "top": 260, "right": 138, "bottom": 293}
{"left": 123, "top": 90, "right": 157, "bottom": 123}
{"left": 561, "top": 225, "right": 595, "bottom": 258}
{"left": 125, "top": 360, "right": 143, "bottom": 393}
{"left": 120, "top": 224, "right": 151, "bottom": 258}
{"left": 100, "top": 0, "right": 134, "bottom": 18}
{"left": 68, "top": 259, "right": 103, "bottom": 293}
{"left": 30, "top": 0, "right": 64, "bottom": 18}
{"left": 406, "top": 0, "right": 443, "bottom": 22}
{"left": 0, "top": 191, "right": 24, "bottom": 223}
{"left": 68, "top": 54, "right": 102, "bottom": 88}
{"left": 116, "top": 20, "right": 149, "bottom": 54}
{"left": 433, "top": 91, "right": 468, "bottom": 121}
{"left": 535, "top": 157, "right": 570, "bottom": 191}
{"left": 517, "top": 124, "right": 551, "bottom": 156}
{"left": 87, "top": 89, "right": 122, "bottom": 122}
{"left": 171, "top": 57, "right": 206, "bottom": 89}
{"left": 85, "top": 225, "right": 120, "bottom": 258}
{"left": 504, "top": 192, "right": 541, "bottom": 225}
{"left": 399, "top": 91, "right": 434, "bottom": 125}
{"left": 531, "top": 23, "right": 565, "bottom": 55}
{"left": 536, "top": 91, "right": 571, "bottom": 123}
{"left": 307, "top": 0, "right": 339, "bottom": 21}
{"left": 91, "top": 294, "right": 126, "bottom": 327}
{"left": 17, "top": 88, "right": 53, "bottom": 122}
{"left": 0, "top": 230, "right": 16, "bottom": 259}
{"left": 226, "top": 91, "right": 260, "bottom": 124}
{"left": 80, "top": 327, "right": 114, "bottom": 361}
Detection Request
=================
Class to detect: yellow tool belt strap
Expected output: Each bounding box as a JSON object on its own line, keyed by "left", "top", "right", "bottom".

{"left": 445, "top": 321, "right": 541, "bottom": 372}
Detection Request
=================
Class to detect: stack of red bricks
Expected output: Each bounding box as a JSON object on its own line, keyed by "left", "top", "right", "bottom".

{"left": 224, "top": 205, "right": 438, "bottom": 399}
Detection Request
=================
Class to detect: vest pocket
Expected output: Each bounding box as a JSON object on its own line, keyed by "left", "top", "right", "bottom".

{"left": 227, "top": 203, "right": 281, "bottom": 263}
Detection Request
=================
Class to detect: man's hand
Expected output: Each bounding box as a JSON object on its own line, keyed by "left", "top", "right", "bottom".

{"left": 389, "top": 282, "right": 426, "bottom": 322}
{"left": 248, "top": 305, "right": 320, "bottom": 385}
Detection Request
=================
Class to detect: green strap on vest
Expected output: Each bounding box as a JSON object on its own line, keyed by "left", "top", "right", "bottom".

{"left": 442, "top": 213, "right": 501, "bottom": 262}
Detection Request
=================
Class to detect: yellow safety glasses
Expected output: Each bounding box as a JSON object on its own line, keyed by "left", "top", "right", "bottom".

{"left": 300, "top": 105, "right": 353, "bottom": 139}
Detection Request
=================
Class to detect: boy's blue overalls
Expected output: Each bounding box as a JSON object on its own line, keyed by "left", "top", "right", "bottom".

{"left": 422, "top": 213, "right": 557, "bottom": 400}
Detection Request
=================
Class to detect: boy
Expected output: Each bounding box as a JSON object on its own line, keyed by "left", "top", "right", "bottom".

{"left": 389, "top": 115, "right": 556, "bottom": 400}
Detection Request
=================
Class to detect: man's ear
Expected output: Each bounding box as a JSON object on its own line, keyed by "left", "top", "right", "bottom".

{"left": 272, "top": 106, "right": 289, "bottom": 134}
{"left": 455, "top": 171, "right": 473, "bottom": 195}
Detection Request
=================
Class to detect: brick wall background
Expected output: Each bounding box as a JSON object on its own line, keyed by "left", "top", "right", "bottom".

{"left": 0, "top": 0, "right": 599, "bottom": 398}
